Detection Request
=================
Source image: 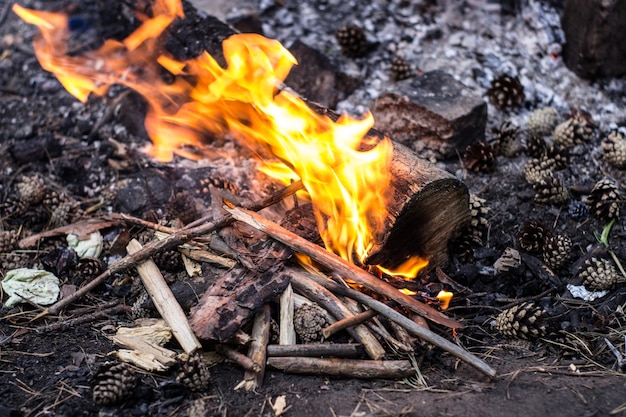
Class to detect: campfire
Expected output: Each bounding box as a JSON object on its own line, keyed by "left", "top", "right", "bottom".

{"left": 7, "top": 0, "right": 489, "bottom": 388}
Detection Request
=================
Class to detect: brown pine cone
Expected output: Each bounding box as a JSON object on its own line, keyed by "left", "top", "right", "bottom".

{"left": 543, "top": 234, "right": 572, "bottom": 270}
{"left": 527, "top": 107, "right": 558, "bottom": 137}
{"left": 494, "top": 121, "right": 522, "bottom": 157}
{"left": 468, "top": 194, "right": 490, "bottom": 242}
{"left": 335, "top": 25, "right": 371, "bottom": 58}
{"left": 92, "top": 362, "right": 136, "bottom": 406}
{"left": 494, "top": 247, "right": 522, "bottom": 273}
{"left": 153, "top": 249, "right": 183, "bottom": 273}
{"left": 294, "top": 303, "right": 330, "bottom": 343}
{"left": 602, "top": 130, "right": 626, "bottom": 169}
{"left": 546, "top": 145, "right": 570, "bottom": 170}
{"left": 463, "top": 141, "right": 497, "bottom": 173}
{"left": 579, "top": 257, "right": 619, "bottom": 291}
{"left": 586, "top": 178, "right": 621, "bottom": 223}
{"left": 533, "top": 172, "right": 568, "bottom": 205}
{"left": 553, "top": 111, "right": 596, "bottom": 147}
{"left": 518, "top": 220, "right": 551, "bottom": 253}
{"left": 168, "top": 191, "right": 201, "bottom": 225}
{"left": 0, "top": 230, "right": 19, "bottom": 253}
{"left": 75, "top": 257, "right": 104, "bottom": 279}
{"left": 523, "top": 156, "right": 557, "bottom": 185}
{"left": 525, "top": 134, "right": 548, "bottom": 159}
{"left": 176, "top": 352, "right": 211, "bottom": 392}
{"left": 495, "top": 302, "right": 549, "bottom": 340}
{"left": 49, "top": 200, "right": 83, "bottom": 228}
{"left": 390, "top": 56, "right": 412, "bottom": 81}
{"left": 16, "top": 175, "right": 46, "bottom": 206}
{"left": 487, "top": 74, "right": 524, "bottom": 110}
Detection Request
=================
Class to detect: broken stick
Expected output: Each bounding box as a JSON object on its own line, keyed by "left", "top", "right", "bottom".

{"left": 223, "top": 204, "right": 461, "bottom": 329}
{"left": 267, "top": 357, "right": 417, "bottom": 379}
{"left": 127, "top": 239, "right": 202, "bottom": 354}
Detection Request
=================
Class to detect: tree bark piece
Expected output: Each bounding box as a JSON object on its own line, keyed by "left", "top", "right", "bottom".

{"left": 267, "top": 357, "right": 417, "bottom": 379}
{"left": 266, "top": 343, "right": 363, "bottom": 358}
{"left": 236, "top": 303, "right": 271, "bottom": 391}
{"left": 279, "top": 284, "right": 297, "bottom": 345}
{"left": 225, "top": 204, "right": 462, "bottom": 329}
{"left": 127, "top": 239, "right": 202, "bottom": 354}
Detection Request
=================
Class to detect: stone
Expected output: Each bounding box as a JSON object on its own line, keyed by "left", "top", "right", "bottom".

{"left": 285, "top": 40, "right": 359, "bottom": 109}
{"left": 372, "top": 71, "right": 487, "bottom": 159}
{"left": 562, "top": 0, "right": 626, "bottom": 78}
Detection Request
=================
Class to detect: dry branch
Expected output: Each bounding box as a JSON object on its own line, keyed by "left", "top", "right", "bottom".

{"left": 223, "top": 204, "right": 461, "bottom": 329}
{"left": 236, "top": 303, "right": 272, "bottom": 391}
{"left": 322, "top": 308, "right": 378, "bottom": 339}
{"left": 279, "top": 284, "right": 297, "bottom": 345}
{"left": 42, "top": 181, "right": 303, "bottom": 316}
{"left": 290, "top": 271, "right": 386, "bottom": 360}
{"left": 215, "top": 344, "right": 261, "bottom": 372}
{"left": 266, "top": 343, "right": 363, "bottom": 358}
{"left": 267, "top": 357, "right": 417, "bottom": 379}
{"left": 127, "top": 239, "right": 202, "bottom": 354}
{"left": 290, "top": 268, "right": 496, "bottom": 378}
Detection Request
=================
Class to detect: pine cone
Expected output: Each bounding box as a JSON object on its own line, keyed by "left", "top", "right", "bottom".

{"left": 525, "top": 134, "right": 548, "bottom": 159}
{"left": 449, "top": 233, "right": 480, "bottom": 264}
{"left": 523, "top": 156, "right": 557, "bottom": 185}
{"left": 153, "top": 249, "right": 183, "bottom": 273}
{"left": 579, "top": 257, "right": 619, "bottom": 291}
{"left": 553, "top": 111, "right": 596, "bottom": 147}
{"left": 176, "top": 352, "right": 211, "bottom": 392}
{"left": 92, "top": 362, "right": 136, "bottom": 406}
{"left": 586, "top": 178, "right": 621, "bottom": 223}
{"left": 568, "top": 200, "right": 589, "bottom": 221}
{"left": 518, "top": 220, "right": 551, "bottom": 253}
{"left": 468, "top": 194, "right": 490, "bottom": 242}
{"left": 390, "top": 56, "right": 412, "bottom": 81}
{"left": 294, "top": 303, "right": 329, "bottom": 343}
{"left": 602, "top": 130, "right": 626, "bottom": 169}
{"left": 16, "top": 175, "right": 46, "bottom": 206}
{"left": 495, "top": 302, "right": 549, "bottom": 340}
{"left": 487, "top": 74, "right": 524, "bottom": 110}
{"left": 495, "top": 121, "right": 522, "bottom": 157}
{"left": 335, "top": 25, "right": 372, "bottom": 58}
{"left": 527, "top": 107, "right": 558, "bottom": 137}
{"left": 546, "top": 145, "right": 570, "bottom": 170}
{"left": 463, "top": 141, "right": 497, "bottom": 173}
{"left": 533, "top": 172, "right": 568, "bottom": 205}
{"left": 49, "top": 200, "right": 82, "bottom": 228}
{"left": 494, "top": 247, "right": 522, "bottom": 273}
{"left": 543, "top": 234, "right": 572, "bottom": 270}
{"left": 168, "top": 191, "right": 201, "bottom": 225}
{"left": 74, "top": 257, "right": 104, "bottom": 283}
{"left": 0, "top": 230, "right": 19, "bottom": 253}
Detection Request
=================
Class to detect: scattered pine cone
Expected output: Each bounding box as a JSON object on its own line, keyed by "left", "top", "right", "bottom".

{"left": 586, "top": 178, "right": 621, "bottom": 223}
{"left": 176, "top": 352, "right": 211, "bottom": 392}
{"left": 463, "top": 141, "right": 497, "bottom": 173}
{"left": 579, "top": 257, "right": 619, "bottom": 291}
{"left": 0, "top": 230, "right": 19, "bottom": 253}
{"left": 528, "top": 107, "right": 558, "bottom": 137}
{"left": 92, "top": 362, "right": 136, "bottom": 406}
{"left": 553, "top": 111, "right": 596, "bottom": 147}
{"left": 153, "top": 249, "right": 183, "bottom": 273}
{"left": 495, "top": 302, "right": 549, "bottom": 340}
{"left": 494, "top": 247, "right": 522, "bottom": 273}
{"left": 294, "top": 303, "right": 330, "bottom": 343}
{"left": 335, "top": 25, "right": 371, "bottom": 58}
{"left": 468, "top": 194, "right": 490, "bottom": 242}
{"left": 49, "top": 200, "right": 82, "bottom": 228}
{"left": 525, "top": 134, "right": 548, "bottom": 159}
{"left": 533, "top": 172, "right": 568, "bottom": 205}
{"left": 494, "top": 121, "right": 522, "bottom": 157}
{"left": 390, "top": 56, "right": 412, "bottom": 81}
{"left": 568, "top": 200, "right": 589, "bottom": 221}
{"left": 518, "top": 220, "right": 551, "bottom": 253}
{"left": 523, "top": 156, "right": 557, "bottom": 185}
{"left": 168, "top": 191, "right": 201, "bottom": 225}
{"left": 602, "top": 130, "right": 626, "bottom": 169}
{"left": 546, "top": 145, "right": 570, "bottom": 170}
{"left": 449, "top": 233, "right": 481, "bottom": 264}
{"left": 75, "top": 257, "right": 104, "bottom": 279}
{"left": 16, "top": 175, "right": 46, "bottom": 206}
{"left": 487, "top": 74, "right": 524, "bottom": 110}
{"left": 543, "top": 234, "right": 572, "bottom": 270}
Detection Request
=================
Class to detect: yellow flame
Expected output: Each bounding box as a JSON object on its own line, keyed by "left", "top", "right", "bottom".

{"left": 14, "top": 0, "right": 426, "bottom": 275}
{"left": 436, "top": 290, "right": 453, "bottom": 310}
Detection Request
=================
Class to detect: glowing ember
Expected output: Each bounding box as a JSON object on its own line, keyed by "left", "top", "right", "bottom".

{"left": 13, "top": 0, "right": 426, "bottom": 276}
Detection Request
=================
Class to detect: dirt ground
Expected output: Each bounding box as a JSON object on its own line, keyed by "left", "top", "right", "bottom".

{"left": 1, "top": 1, "right": 626, "bottom": 416}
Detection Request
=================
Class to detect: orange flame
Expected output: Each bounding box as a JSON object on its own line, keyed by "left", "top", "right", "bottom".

{"left": 13, "top": 0, "right": 426, "bottom": 275}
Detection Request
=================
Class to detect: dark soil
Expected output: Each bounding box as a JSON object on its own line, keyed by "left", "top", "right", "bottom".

{"left": 1, "top": 1, "right": 626, "bottom": 416}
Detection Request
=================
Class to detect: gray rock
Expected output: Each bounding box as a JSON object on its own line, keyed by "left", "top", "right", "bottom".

{"left": 372, "top": 71, "right": 487, "bottom": 159}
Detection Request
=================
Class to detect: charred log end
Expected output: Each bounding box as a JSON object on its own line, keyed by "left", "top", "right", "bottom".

{"left": 367, "top": 178, "right": 470, "bottom": 274}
